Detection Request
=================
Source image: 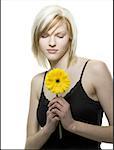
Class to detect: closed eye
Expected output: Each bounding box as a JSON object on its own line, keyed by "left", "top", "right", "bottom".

{"left": 41, "top": 33, "right": 49, "bottom": 38}
{"left": 56, "top": 35, "right": 64, "bottom": 38}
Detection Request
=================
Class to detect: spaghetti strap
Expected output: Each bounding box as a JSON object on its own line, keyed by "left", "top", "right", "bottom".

{"left": 41, "top": 71, "right": 47, "bottom": 92}
{"left": 80, "top": 60, "right": 90, "bottom": 81}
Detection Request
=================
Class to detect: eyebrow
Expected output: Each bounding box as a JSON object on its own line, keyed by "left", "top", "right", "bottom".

{"left": 41, "top": 30, "right": 66, "bottom": 36}
{"left": 49, "top": 31, "right": 66, "bottom": 36}
{"left": 47, "top": 27, "right": 66, "bottom": 34}
{"left": 55, "top": 31, "right": 66, "bottom": 34}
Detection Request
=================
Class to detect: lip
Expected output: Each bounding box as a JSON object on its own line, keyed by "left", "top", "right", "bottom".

{"left": 47, "top": 49, "right": 58, "bottom": 54}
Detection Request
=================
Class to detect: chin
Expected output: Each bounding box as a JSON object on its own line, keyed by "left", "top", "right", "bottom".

{"left": 47, "top": 55, "right": 61, "bottom": 61}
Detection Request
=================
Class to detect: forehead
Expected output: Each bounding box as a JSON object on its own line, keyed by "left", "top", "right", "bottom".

{"left": 47, "top": 22, "right": 68, "bottom": 34}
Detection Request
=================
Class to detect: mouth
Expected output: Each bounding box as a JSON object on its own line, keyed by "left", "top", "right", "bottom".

{"left": 47, "top": 49, "right": 58, "bottom": 54}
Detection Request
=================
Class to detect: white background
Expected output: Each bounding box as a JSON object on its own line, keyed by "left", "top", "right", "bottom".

{"left": 1, "top": 0, "right": 113, "bottom": 149}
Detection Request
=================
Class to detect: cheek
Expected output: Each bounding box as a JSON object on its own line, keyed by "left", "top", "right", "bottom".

{"left": 58, "top": 39, "right": 69, "bottom": 49}
{"left": 39, "top": 39, "right": 47, "bottom": 49}
{"left": 39, "top": 39, "right": 43, "bottom": 49}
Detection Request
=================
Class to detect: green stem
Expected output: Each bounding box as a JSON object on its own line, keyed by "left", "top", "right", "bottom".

{"left": 56, "top": 94, "right": 62, "bottom": 139}
{"left": 59, "top": 122, "right": 62, "bottom": 139}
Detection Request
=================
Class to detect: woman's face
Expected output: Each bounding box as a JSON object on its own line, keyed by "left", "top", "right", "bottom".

{"left": 39, "top": 22, "right": 70, "bottom": 62}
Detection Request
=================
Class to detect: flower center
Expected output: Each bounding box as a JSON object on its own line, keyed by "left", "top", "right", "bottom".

{"left": 56, "top": 79, "right": 60, "bottom": 83}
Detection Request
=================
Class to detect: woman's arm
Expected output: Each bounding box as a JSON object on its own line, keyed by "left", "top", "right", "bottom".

{"left": 25, "top": 75, "right": 51, "bottom": 149}
{"left": 68, "top": 119, "right": 112, "bottom": 143}
{"left": 49, "top": 60, "right": 113, "bottom": 143}
{"left": 25, "top": 126, "right": 51, "bottom": 149}
{"left": 69, "top": 61, "right": 113, "bottom": 143}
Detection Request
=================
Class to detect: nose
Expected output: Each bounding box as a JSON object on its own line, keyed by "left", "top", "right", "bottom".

{"left": 49, "top": 36, "right": 56, "bottom": 47}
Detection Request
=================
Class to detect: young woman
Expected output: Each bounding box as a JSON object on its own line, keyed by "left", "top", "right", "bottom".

{"left": 25, "top": 5, "right": 113, "bottom": 150}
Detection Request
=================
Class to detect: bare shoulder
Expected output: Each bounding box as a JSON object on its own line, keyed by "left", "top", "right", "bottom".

{"left": 31, "top": 72, "right": 45, "bottom": 86}
{"left": 31, "top": 71, "right": 46, "bottom": 99}
{"left": 78, "top": 57, "right": 109, "bottom": 75}
{"left": 88, "top": 59, "right": 110, "bottom": 76}
{"left": 86, "top": 59, "right": 112, "bottom": 88}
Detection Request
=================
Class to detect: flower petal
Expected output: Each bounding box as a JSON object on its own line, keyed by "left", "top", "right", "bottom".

{"left": 45, "top": 68, "right": 71, "bottom": 95}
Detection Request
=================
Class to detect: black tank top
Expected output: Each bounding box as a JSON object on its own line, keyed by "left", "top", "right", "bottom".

{"left": 37, "top": 60, "right": 103, "bottom": 150}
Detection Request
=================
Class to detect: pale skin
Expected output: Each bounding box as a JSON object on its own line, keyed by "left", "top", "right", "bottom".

{"left": 25, "top": 22, "right": 113, "bottom": 149}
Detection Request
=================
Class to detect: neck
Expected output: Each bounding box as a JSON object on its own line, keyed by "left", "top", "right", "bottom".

{"left": 49, "top": 52, "right": 77, "bottom": 70}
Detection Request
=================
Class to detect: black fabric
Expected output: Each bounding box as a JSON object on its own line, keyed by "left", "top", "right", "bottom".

{"left": 37, "top": 60, "right": 103, "bottom": 150}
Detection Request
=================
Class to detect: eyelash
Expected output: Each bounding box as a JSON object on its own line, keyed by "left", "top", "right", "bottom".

{"left": 41, "top": 35, "right": 48, "bottom": 38}
{"left": 57, "top": 36, "right": 64, "bottom": 38}
{"left": 41, "top": 34, "right": 64, "bottom": 38}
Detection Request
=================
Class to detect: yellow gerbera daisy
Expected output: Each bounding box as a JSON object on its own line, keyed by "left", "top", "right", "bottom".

{"left": 45, "top": 68, "right": 70, "bottom": 95}
{"left": 45, "top": 68, "right": 70, "bottom": 139}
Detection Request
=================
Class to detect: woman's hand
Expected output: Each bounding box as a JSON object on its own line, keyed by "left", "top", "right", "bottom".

{"left": 48, "top": 97, "right": 74, "bottom": 131}
{"left": 45, "top": 104, "right": 60, "bottom": 134}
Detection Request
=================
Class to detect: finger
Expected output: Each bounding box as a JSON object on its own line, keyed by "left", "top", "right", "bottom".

{"left": 59, "top": 97, "right": 70, "bottom": 108}
{"left": 53, "top": 116, "right": 60, "bottom": 122}
{"left": 47, "top": 109, "right": 59, "bottom": 118}
{"left": 48, "top": 98, "right": 64, "bottom": 107}
{"left": 51, "top": 108, "right": 62, "bottom": 117}
{"left": 48, "top": 113, "right": 55, "bottom": 119}
{"left": 59, "top": 96, "right": 67, "bottom": 103}
{"left": 48, "top": 113, "right": 60, "bottom": 124}
{"left": 49, "top": 102, "right": 63, "bottom": 111}
{"left": 47, "top": 109, "right": 55, "bottom": 117}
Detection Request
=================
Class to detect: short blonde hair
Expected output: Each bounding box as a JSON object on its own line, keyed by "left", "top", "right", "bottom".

{"left": 32, "top": 5, "right": 77, "bottom": 69}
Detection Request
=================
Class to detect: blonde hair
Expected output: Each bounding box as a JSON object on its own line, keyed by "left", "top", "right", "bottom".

{"left": 32, "top": 5, "right": 77, "bottom": 69}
